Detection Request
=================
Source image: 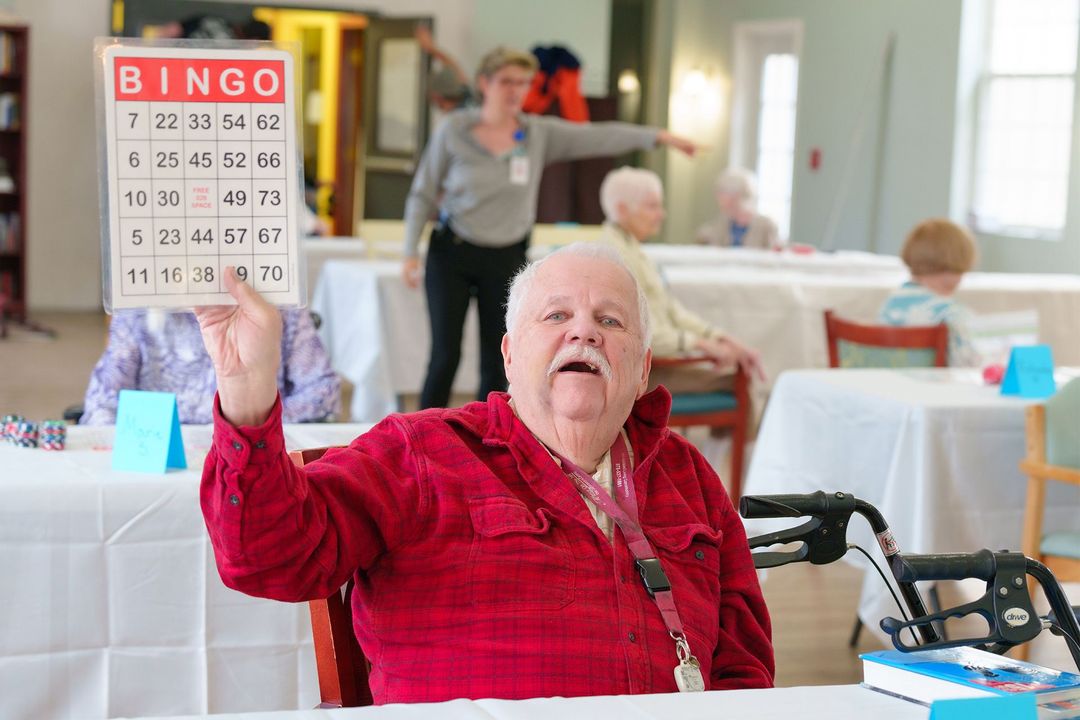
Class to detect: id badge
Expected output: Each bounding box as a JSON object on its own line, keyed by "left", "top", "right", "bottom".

{"left": 509, "top": 155, "right": 529, "bottom": 185}
{"left": 674, "top": 658, "right": 705, "bottom": 692}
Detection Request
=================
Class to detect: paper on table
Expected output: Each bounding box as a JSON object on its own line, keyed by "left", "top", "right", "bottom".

{"left": 968, "top": 310, "right": 1039, "bottom": 366}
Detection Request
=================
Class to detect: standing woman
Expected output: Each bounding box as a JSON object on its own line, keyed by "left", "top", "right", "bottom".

{"left": 403, "top": 46, "right": 696, "bottom": 409}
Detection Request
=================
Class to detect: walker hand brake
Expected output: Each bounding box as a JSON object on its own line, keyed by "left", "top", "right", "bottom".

{"left": 741, "top": 492, "right": 856, "bottom": 569}
{"left": 880, "top": 551, "right": 1040, "bottom": 654}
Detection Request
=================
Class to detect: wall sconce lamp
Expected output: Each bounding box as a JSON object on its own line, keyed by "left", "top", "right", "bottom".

{"left": 617, "top": 69, "right": 640, "bottom": 94}
{"left": 674, "top": 66, "right": 721, "bottom": 119}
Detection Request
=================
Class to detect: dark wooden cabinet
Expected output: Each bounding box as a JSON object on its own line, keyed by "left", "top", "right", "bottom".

{"left": 0, "top": 24, "right": 28, "bottom": 337}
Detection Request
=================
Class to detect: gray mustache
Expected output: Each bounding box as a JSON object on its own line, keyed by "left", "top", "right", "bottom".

{"left": 547, "top": 345, "right": 613, "bottom": 381}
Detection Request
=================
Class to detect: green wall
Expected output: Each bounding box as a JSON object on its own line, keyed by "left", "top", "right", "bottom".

{"left": 659, "top": 0, "right": 966, "bottom": 261}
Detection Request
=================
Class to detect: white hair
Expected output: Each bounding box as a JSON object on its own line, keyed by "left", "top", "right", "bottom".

{"left": 505, "top": 242, "right": 652, "bottom": 349}
{"left": 599, "top": 166, "right": 663, "bottom": 223}
{"left": 715, "top": 167, "right": 759, "bottom": 212}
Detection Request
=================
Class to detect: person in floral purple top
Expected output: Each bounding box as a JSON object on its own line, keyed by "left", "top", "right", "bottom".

{"left": 81, "top": 309, "right": 339, "bottom": 425}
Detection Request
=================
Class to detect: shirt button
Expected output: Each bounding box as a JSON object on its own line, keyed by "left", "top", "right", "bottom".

{"left": 231, "top": 441, "right": 243, "bottom": 451}
{"left": 254, "top": 440, "right": 266, "bottom": 449}
{"left": 695, "top": 550, "right": 706, "bottom": 560}
{"left": 628, "top": 632, "right": 637, "bottom": 643}
{"left": 228, "top": 494, "right": 240, "bottom": 506}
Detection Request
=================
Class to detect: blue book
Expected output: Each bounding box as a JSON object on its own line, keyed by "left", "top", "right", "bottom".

{"left": 861, "top": 647, "right": 1080, "bottom": 708}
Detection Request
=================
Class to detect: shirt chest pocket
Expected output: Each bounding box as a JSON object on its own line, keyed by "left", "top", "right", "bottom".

{"left": 647, "top": 523, "right": 725, "bottom": 660}
{"left": 467, "top": 498, "right": 575, "bottom": 610}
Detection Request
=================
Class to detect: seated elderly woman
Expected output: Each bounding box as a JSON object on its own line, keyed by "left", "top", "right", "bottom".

{"left": 80, "top": 308, "right": 339, "bottom": 424}
{"left": 595, "top": 166, "right": 766, "bottom": 393}
{"left": 696, "top": 168, "right": 782, "bottom": 249}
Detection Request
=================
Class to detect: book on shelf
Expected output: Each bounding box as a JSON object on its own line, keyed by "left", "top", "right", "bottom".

{"left": 0, "top": 91, "right": 19, "bottom": 129}
{"left": 0, "top": 31, "right": 14, "bottom": 75}
{"left": 0, "top": 212, "right": 18, "bottom": 252}
{"left": 861, "top": 647, "right": 1080, "bottom": 711}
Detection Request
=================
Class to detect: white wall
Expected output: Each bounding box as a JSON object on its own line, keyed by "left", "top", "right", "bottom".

{"left": 14, "top": 0, "right": 111, "bottom": 312}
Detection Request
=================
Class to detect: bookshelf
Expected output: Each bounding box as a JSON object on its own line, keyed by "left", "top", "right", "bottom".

{"left": 0, "top": 23, "right": 31, "bottom": 338}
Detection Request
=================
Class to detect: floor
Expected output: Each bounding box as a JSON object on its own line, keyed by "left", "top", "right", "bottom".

{"left": 1, "top": 311, "right": 1075, "bottom": 688}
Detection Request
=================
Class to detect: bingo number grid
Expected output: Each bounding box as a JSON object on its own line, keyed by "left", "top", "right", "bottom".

{"left": 100, "top": 45, "right": 303, "bottom": 309}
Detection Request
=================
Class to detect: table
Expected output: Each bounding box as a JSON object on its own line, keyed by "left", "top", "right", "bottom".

{"left": 644, "top": 245, "right": 904, "bottom": 273}
{"left": 312, "top": 256, "right": 1080, "bottom": 421}
{"left": 303, "top": 235, "right": 905, "bottom": 297}
{"left": 1, "top": 423, "right": 370, "bottom": 719}
{"left": 121, "top": 684, "right": 927, "bottom": 720}
{"left": 742, "top": 368, "right": 1080, "bottom": 644}
{"left": 667, "top": 266, "right": 1080, "bottom": 385}
{"left": 310, "top": 259, "right": 467, "bottom": 421}
{"left": 303, "top": 237, "right": 401, "bottom": 295}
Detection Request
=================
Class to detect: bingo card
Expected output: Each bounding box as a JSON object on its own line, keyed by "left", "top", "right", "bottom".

{"left": 96, "top": 40, "right": 305, "bottom": 310}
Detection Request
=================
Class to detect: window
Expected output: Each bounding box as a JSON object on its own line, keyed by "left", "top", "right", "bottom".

{"left": 755, "top": 53, "right": 799, "bottom": 242}
{"left": 731, "top": 20, "right": 801, "bottom": 243}
{"left": 971, "top": 0, "right": 1079, "bottom": 237}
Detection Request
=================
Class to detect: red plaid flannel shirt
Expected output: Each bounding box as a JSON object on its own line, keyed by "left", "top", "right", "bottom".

{"left": 202, "top": 387, "right": 774, "bottom": 704}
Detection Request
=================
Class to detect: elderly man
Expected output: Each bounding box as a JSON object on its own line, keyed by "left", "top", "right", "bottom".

{"left": 595, "top": 167, "right": 766, "bottom": 393}
{"left": 196, "top": 244, "right": 773, "bottom": 704}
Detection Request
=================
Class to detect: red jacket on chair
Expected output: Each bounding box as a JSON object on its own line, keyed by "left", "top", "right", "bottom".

{"left": 523, "top": 45, "right": 590, "bottom": 122}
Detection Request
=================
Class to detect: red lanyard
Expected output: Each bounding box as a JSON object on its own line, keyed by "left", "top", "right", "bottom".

{"left": 554, "top": 434, "right": 705, "bottom": 691}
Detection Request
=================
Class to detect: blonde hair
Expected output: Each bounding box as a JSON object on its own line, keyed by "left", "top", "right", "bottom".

{"left": 901, "top": 218, "right": 977, "bottom": 275}
{"left": 476, "top": 46, "right": 538, "bottom": 79}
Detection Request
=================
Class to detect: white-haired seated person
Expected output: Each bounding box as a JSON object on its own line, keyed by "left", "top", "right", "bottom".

{"left": 81, "top": 308, "right": 339, "bottom": 424}
{"left": 696, "top": 168, "right": 782, "bottom": 250}
{"left": 595, "top": 166, "right": 766, "bottom": 393}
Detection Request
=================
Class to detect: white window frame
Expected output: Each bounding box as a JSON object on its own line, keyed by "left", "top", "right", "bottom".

{"left": 731, "top": 19, "right": 803, "bottom": 242}
{"left": 968, "top": 0, "right": 1080, "bottom": 240}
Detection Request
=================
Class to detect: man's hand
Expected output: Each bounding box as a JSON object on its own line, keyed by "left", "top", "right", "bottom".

{"left": 194, "top": 267, "right": 282, "bottom": 426}
{"left": 402, "top": 257, "right": 422, "bottom": 289}
{"left": 696, "top": 336, "right": 767, "bottom": 383}
{"left": 656, "top": 130, "right": 699, "bottom": 157}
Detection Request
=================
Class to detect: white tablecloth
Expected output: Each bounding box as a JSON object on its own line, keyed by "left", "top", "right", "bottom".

{"left": 122, "top": 684, "right": 926, "bottom": 720}
{"left": 1, "top": 423, "right": 370, "bottom": 719}
{"left": 742, "top": 369, "right": 1080, "bottom": 644}
{"left": 643, "top": 245, "right": 905, "bottom": 273}
{"left": 667, "top": 266, "right": 1080, "bottom": 386}
{"left": 310, "top": 259, "right": 481, "bottom": 421}
{"left": 312, "top": 255, "right": 1080, "bottom": 422}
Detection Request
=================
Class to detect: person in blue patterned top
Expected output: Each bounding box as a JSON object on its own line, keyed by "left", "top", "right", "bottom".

{"left": 878, "top": 218, "right": 981, "bottom": 367}
{"left": 81, "top": 308, "right": 340, "bottom": 424}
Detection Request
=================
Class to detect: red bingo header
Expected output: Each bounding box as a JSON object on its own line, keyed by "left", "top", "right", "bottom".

{"left": 114, "top": 57, "right": 286, "bottom": 103}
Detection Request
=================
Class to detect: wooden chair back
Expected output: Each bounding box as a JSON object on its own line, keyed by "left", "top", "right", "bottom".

{"left": 823, "top": 310, "right": 948, "bottom": 368}
{"left": 287, "top": 447, "right": 373, "bottom": 708}
{"left": 652, "top": 358, "right": 751, "bottom": 500}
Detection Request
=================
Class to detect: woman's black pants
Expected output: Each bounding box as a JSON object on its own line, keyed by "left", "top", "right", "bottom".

{"left": 420, "top": 225, "right": 528, "bottom": 409}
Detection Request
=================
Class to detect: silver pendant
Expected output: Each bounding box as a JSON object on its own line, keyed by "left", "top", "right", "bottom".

{"left": 674, "top": 658, "right": 705, "bottom": 692}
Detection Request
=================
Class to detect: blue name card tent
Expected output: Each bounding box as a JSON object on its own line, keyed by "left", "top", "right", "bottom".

{"left": 112, "top": 390, "right": 187, "bottom": 473}
{"left": 1001, "top": 345, "right": 1056, "bottom": 399}
{"left": 929, "top": 694, "right": 1036, "bottom": 720}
